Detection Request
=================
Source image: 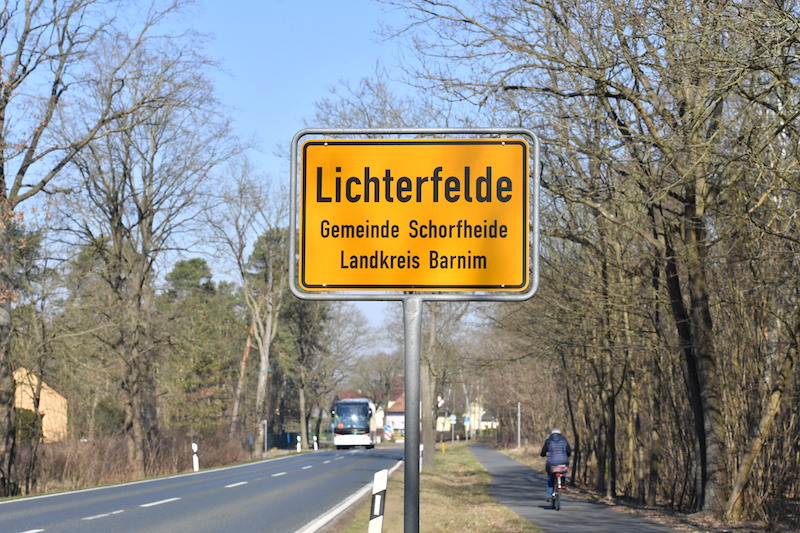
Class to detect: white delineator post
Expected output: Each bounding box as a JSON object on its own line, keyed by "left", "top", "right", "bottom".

{"left": 192, "top": 442, "right": 199, "bottom": 472}
{"left": 369, "top": 469, "right": 389, "bottom": 533}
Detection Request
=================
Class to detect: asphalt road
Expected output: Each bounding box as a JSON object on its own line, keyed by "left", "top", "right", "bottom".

{"left": 0, "top": 446, "right": 404, "bottom": 533}
{"left": 471, "top": 444, "right": 679, "bottom": 533}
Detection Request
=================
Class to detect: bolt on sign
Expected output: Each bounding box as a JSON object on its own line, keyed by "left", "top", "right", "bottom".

{"left": 298, "top": 137, "right": 530, "bottom": 291}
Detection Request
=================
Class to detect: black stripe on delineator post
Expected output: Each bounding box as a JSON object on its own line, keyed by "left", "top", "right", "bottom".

{"left": 370, "top": 489, "right": 387, "bottom": 519}
{"left": 369, "top": 469, "right": 389, "bottom": 532}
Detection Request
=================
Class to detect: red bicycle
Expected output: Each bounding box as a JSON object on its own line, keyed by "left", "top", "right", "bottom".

{"left": 550, "top": 464, "right": 568, "bottom": 510}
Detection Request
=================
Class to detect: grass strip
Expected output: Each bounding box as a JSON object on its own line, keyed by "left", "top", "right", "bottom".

{"left": 329, "top": 441, "right": 540, "bottom": 533}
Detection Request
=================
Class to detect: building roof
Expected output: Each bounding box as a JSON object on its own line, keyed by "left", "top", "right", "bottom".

{"left": 387, "top": 393, "right": 405, "bottom": 413}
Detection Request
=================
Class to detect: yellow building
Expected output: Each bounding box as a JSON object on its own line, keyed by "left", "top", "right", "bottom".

{"left": 14, "top": 368, "right": 68, "bottom": 443}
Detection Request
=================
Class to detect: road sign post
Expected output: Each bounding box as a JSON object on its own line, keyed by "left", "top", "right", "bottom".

{"left": 289, "top": 128, "right": 540, "bottom": 533}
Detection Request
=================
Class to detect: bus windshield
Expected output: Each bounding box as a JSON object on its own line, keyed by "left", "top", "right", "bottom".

{"left": 335, "top": 404, "right": 370, "bottom": 430}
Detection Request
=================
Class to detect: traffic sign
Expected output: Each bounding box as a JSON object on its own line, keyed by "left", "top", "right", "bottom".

{"left": 299, "top": 138, "right": 530, "bottom": 291}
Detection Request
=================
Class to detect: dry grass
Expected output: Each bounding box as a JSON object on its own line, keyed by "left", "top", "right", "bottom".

{"left": 27, "top": 434, "right": 251, "bottom": 495}
{"left": 325, "top": 441, "right": 540, "bottom": 533}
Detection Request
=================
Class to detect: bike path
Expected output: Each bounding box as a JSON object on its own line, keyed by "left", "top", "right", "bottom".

{"left": 470, "top": 443, "right": 679, "bottom": 533}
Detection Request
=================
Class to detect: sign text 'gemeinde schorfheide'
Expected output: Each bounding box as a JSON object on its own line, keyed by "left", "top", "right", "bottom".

{"left": 300, "top": 138, "right": 529, "bottom": 291}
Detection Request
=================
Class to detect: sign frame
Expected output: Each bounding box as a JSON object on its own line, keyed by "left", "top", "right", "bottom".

{"left": 289, "top": 128, "right": 540, "bottom": 303}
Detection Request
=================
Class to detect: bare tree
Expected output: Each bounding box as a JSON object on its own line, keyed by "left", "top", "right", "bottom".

{"left": 349, "top": 349, "right": 404, "bottom": 413}
{"left": 418, "top": 301, "right": 470, "bottom": 467}
{"left": 0, "top": 0, "right": 201, "bottom": 496}
{"left": 8, "top": 217, "right": 62, "bottom": 494}
{"left": 205, "top": 163, "right": 289, "bottom": 455}
{"left": 304, "top": 302, "right": 372, "bottom": 446}
{"left": 57, "top": 27, "right": 235, "bottom": 476}
{"left": 388, "top": 0, "right": 800, "bottom": 517}
{"left": 279, "top": 298, "right": 329, "bottom": 449}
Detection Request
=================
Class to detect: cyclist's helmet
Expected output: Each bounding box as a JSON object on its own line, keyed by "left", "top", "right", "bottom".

{"left": 551, "top": 428, "right": 561, "bottom": 434}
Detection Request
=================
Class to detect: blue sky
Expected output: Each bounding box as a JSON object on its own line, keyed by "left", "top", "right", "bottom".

{"left": 191, "top": 0, "right": 405, "bottom": 178}
{"left": 188, "top": 1, "right": 406, "bottom": 327}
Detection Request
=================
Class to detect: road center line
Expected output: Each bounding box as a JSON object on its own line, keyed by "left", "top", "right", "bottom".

{"left": 140, "top": 497, "right": 181, "bottom": 508}
{"left": 302, "top": 465, "right": 313, "bottom": 470}
{"left": 83, "top": 509, "right": 124, "bottom": 520}
{"left": 225, "top": 481, "right": 248, "bottom": 488}
{"left": 20, "top": 530, "right": 45, "bottom": 533}
{"left": 271, "top": 471, "right": 287, "bottom": 477}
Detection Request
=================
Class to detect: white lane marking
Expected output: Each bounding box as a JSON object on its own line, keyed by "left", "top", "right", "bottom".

{"left": 271, "top": 471, "right": 287, "bottom": 477}
{"left": 323, "top": 460, "right": 331, "bottom": 464}
{"left": 0, "top": 453, "right": 291, "bottom": 507}
{"left": 82, "top": 509, "right": 124, "bottom": 520}
{"left": 20, "top": 530, "right": 45, "bottom": 533}
{"left": 302, "top": 465, "right": 313, "bottom": 470}
{"left": 334, "top": 456, "right": 345, "bottom": 461}
{"left": 140, "top": 497, "right": 181, "bottom": 508}
{"left": 225, "top": 481, "right": 248, "bottom": 488}
{"left": 294, "top": 460, "right": 403, "bottom": 533}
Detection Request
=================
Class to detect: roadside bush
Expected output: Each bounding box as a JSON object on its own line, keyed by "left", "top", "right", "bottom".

{"left": 27, "top": 432, "right": 250, "bottom": 495}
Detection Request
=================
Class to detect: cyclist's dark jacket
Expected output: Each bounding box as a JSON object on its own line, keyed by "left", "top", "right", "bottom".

{"left": 540, "top": 433, "right": 571, "bottom": 466}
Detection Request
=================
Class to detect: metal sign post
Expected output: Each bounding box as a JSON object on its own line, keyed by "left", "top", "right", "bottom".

{"left": 288, "top": 128, "right": 540, "bottom": 533}
{"left": 403, "top": 296, "right": 422, "bottom": 533}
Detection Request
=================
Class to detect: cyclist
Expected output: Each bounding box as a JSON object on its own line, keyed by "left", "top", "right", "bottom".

{"left": 540, "top": 428, "right": 571, "bottom": 502}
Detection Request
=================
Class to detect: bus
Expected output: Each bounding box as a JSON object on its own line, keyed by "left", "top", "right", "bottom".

{"left": 332, "top": 398, "right": 375, "bottom": 449}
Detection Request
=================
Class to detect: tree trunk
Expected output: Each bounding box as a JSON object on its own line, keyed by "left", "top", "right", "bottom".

{"left": 606, "top": 392, "right": 617, "bottom": 499}
{"left": 0, "top": 353, "right": 15, "bottom": 497}
{"left": 561, "top": 350, "right": 581, "bottom": 486}
{"left": 122, "top": 358, "right": 146, "bottom": 479}
{"left": 646, "top": 207, "right": 664, "bottom": 508}
{"left": 314, "top": 411, "right": 323, "bottom": 446}
{"left": 684, "top": 178, "right": 726, "bottom": 514}
{"left": 229, "top": 323, "right": 253, "bottom": 438}
{"left": 254, "top": 314, "right": 273, "bottom": 453}
{"left": 420, "top": 362, "right": 436, "bottom": 469}
{"left": 647, "top": 352, "right": 663, "bottom": 507}
{"left": 420, "top": 303, "right": 437, "bottom": 469}
{"left": 299, "top": 367, "right": 308, "bottom": 449}
{"left": 253, "top": 296, "right": 280, "bottom": 457}
{"left": 725, "top": 322, "right": 797, "bottom": 520}
{"left": 460, "top": 377, "right": 471, "bottom": 440}
{"left": 0, "top": 200, "right": 17, "bottom": 496}
{"left": 626, "top": 378, "right": 638, "bottom": 498}
{"left": 664, "top": 234, "right": 708, "bottom": 510}
{"left": 595, "top": 410, "right": 607, "bottom": 492}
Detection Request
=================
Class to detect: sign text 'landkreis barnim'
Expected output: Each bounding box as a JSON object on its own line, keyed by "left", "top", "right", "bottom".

{"left": 299, "top": 138, "right": 530, "bottom": 291}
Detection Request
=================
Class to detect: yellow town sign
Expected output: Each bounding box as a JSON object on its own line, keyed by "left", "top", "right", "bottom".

{"left": 299, "top": 138, "right": 530, "bottom": 291}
